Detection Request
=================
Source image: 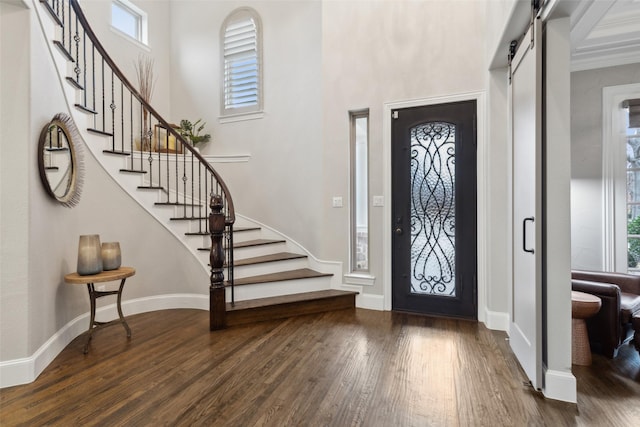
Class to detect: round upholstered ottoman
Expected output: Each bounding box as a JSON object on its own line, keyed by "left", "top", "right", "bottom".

{"left": 571, "top": 291, "right": 602, "bottom": 366}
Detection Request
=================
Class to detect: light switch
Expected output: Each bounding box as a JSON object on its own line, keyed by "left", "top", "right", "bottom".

{"left": 373, "top": 196, "right": 384, "bottom": 207}
{"left": 332, "top": 196, "right": 343, "bottom": 208}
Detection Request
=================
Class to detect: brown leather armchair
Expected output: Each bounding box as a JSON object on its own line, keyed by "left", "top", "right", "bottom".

{"left": 571, "top": 270, "right": 640, "bottom": 358}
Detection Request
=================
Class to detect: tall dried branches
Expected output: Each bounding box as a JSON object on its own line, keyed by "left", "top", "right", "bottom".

{"left": 135, "top": 54, "right": 155, "bottom": 104}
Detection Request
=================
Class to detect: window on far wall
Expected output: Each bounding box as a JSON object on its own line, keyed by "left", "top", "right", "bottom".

{"left": 603, "top": 84, "right": 640, "bottom": 273}
{"left": 350, "top": 110, "right": 369, "bottom": 272}
{"left": 111, "top": 0, "right": 147, "bottom": 45}
{"left": 625, "top": 99, "right": 640, "bottom": 271}
{"left": 221, "top": 8, "right": 262, "bottom": 118}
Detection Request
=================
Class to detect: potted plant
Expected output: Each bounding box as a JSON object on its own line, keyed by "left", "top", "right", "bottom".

{"left": 178, "top": 119, "right": 211, "bottom": 151}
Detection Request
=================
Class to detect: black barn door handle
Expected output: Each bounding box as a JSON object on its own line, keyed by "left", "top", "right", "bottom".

{"left": 523, "top": 217, "right": 535, "bottom": 254}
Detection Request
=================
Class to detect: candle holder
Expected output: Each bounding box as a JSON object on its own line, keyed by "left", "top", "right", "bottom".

{"left": 77, "top": 234, "right": 102, "bottom": 275}
{"left": 101, "top": 242, "right": 122, "bottom": 271}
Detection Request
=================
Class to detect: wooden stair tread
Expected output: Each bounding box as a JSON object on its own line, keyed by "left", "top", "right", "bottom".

{"left": 66, "top": 77, "right": 83, "bottom": 90}
{"left": 53, "top": 41, "right": 74, "bottom": 62}
{"left": 233, "top": 226, "right": 261, "bottom": 233}
{"left": 155, "top": 202, "right": 202, "bottom": 207}
{"left": 41, "top": 0, "right": 63, "bottom": 27}
{"left": 185, "top": 226, "right": 259, "bottom": 236}
{"left": 227, "top": 289, "right": 357, "bottom": 311}
{"left": 234, "top": 238, "right": 285, "bottom": 249}
{"left": 233, "top": 252, "right": 307, "bottom": 267}
{"left": 172, "top": 216, "right": 208, "bottom": 221}
{"left": 233, "top": 268, "right": 332, "bottom": 286}
{"left": 88, "top": 128, "right": 113, "bottom": 137}
{"left": 74, "top": 103, "right": 97, "bottom": 115}
{"left": 198, "top": 238, "right": 285, "bottom": 252}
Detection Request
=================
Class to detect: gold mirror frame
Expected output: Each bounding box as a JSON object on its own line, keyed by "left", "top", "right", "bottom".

{"left": 37, "top": 113, "right": 83, "bottom": 207}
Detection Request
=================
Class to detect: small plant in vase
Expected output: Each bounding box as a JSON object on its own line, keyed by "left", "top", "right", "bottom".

{"left": 178, "top": 119, "right": 211, "bottom": 151}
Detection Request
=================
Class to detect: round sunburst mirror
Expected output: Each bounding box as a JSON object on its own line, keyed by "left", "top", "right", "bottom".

{"left": 37, "top": 113, "right": 83, "bottom": 207}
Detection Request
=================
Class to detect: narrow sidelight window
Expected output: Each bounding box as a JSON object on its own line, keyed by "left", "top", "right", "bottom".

{"left": 350, "top": 110, "right": 369, "bottom": 272}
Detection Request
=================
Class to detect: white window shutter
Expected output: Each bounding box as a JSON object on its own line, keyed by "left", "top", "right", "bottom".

{"left": 222, "top": 11, "right": 261, "bottom": 113}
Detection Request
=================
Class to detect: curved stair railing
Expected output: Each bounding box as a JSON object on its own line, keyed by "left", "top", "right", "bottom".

{"left": 40, "top": 0, "right": 234, "bottom": 329}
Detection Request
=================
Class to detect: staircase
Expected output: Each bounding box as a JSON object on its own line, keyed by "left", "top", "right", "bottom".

{"left": 36, "top": 0, "right": 356, "bottom": 327}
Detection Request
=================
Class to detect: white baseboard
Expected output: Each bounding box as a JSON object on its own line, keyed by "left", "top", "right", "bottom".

{"left": 356, "top": 293, "right": 384, "bottom": 311}
{"left": 544, "top": 369, "right": 577, "bottom": 403}
{"left": 484, "top": 308, "right": 510, "bottom": 332}
{"left": 0, "top": 293, "right": 207, "bottom": 389}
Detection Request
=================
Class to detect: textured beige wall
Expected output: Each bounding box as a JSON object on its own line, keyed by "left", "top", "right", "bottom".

{"left": 168, "top": 0, "right": 324, "bottom": 256}
{"left": 321, "top": 0, "right": 487, "bottom": 297}
{"left": 1, "top": 0, "right": 31, "bottom": 361}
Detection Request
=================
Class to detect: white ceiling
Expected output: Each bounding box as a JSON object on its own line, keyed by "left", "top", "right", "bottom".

{"left": 571, "top": 0, "right": 640, "bottom": 71}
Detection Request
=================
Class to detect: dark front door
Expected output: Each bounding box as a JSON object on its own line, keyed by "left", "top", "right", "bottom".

{"left": 391, "top": 100, "right": 477, "bottom": 319}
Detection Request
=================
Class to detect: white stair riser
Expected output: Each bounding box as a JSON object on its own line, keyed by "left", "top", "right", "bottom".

{"left": 229, "top": 229, "right": 261, "bottom": 242}
{"left": 227, "top": 276, "right": 332, "bottom": 302}
{"left": 232, "top": 258, "right": 308, "bottom": 279}
{"left": 231, "top": 243, "right": 287, "bottom": 259}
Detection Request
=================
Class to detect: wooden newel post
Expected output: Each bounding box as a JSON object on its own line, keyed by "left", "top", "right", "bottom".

{"left": 209, "top": 194, "right": 226, "bottom": 330}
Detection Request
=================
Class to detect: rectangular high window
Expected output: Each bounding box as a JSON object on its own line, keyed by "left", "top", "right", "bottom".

{"left": 111, "top": 0, "right": 147, "bottom": 45}
{"left": 350, "top": 110, "right": 369, "bottom": 272}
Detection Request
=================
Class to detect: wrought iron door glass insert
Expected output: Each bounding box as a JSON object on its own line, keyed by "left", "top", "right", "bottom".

{"left": 410, "top": 122, "right": 456, "bottom": 296}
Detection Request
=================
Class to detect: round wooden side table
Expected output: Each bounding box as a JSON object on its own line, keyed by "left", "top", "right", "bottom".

{"left": 571, "top": 290, "right": 601, "bottom": 366}
{"left": 64, "top": 267, "right": 135, "bottom": 354}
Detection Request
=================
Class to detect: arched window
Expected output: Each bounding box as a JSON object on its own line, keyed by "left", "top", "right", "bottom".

{"left": 221, "top": 8, "right": 262, "bottom": 119}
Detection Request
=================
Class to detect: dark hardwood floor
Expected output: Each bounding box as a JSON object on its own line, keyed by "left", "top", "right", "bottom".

{"left": 1, "top": 308, "right": 639, "bottom": 426}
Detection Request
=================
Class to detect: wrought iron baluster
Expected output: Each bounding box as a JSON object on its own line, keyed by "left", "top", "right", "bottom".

{"left": 76, "top": 28, "right": 87, "bottom": 95}
{"left": 120, "top": 81, "right": 124, "bottom": 152}
{"left": 73, "top": 15, "right": 80, "bottom": 83}
{"left": 62, "top": 0, "right": 71, "bottom": 52}
{"left": 197, "top": 164, "right": 203, "bottom": 232}
{"left": 61, "top": 0, "right": 65, "bottom": 50}
{"left": 156, "top": 126, "right": 162, "bottom": 190}
{"left": 101, "top": 58, "right": 105, "bottom": 132}
{"left": 129, "top": 92, "right": 133, "bottom": 155}
{"left": 205, "top": 175, "right": 210, "bottom": 234}
{"left": 138, "top": 102, "right": 144, "bottom": 170}
{"left": 229, "top": 223, "right": 235, "bottom": 305}
{"left": 165, "top": 132, "right": 170, "bottom": 199}
{"left": 91, "top": 44, "right": 95, "bottom": 113}
{"left": 191, "top": 150, "right": 195, "bottom": 219}
{"left": 147, "top": 120, "right": 154, "bottom": 185}
{"left": 175, "top": 145, "right": 179, "bottom": 205}
{"left": 159, "top": 128, "right": 168, "bottom": 196}
{"left": 110, "top": 69, "right": 115, "bottom": 151}
{"left": 182, "top": 152, "right": 188, "bottom": 216}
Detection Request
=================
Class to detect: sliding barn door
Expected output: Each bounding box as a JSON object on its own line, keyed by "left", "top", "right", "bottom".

{"left": 509, "top": 18, "right": 543, "bottom": 390}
